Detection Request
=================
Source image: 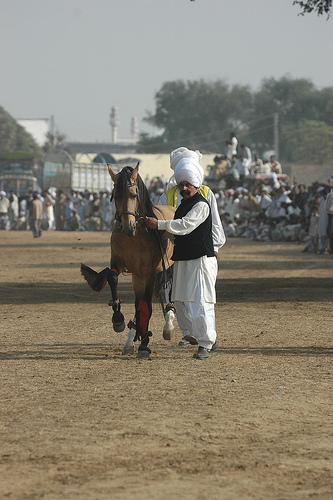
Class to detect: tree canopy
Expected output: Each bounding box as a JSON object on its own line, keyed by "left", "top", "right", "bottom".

{"left": 138, "top": 76, "right": 333, "bottom": 164}
{"left": 293, "top": 0, "right": 332, "bottom": 17}
{"left": 289, "top": 120, "right": 333, "bottom": 164}
{"left": 0, "top": 106, "right": 40, "bottom": 156}
{"left": 140, "top": 80, "right": 253, "bottom": 153}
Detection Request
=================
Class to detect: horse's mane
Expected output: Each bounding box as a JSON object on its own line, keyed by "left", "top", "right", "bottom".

{"left": 116, "top": 166, "right": 156, "bottom": 218}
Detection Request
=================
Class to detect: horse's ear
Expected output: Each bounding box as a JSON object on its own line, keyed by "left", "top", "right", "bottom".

{"left": 107, "top": 164, "right": 118, "bottom": 183}
{"left": 131, "top": 162, "right": 140, "bottom": 182}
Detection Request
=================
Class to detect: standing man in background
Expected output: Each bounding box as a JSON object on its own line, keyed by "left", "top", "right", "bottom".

{"left": 29, "top": 192, "right": 43, "bottom": 238}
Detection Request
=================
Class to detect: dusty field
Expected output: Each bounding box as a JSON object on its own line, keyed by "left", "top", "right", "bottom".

{"left": 0, "top": 230, "right": 332, "bottom": 500}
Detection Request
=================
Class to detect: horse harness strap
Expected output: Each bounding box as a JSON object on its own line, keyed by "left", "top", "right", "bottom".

{"left": 114, "top": 181, "right": 140, "bottom": 229}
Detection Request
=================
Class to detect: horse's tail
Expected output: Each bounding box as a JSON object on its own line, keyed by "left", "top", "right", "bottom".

{"left": 80, "top": 263, "right": 109, "bottom": 292}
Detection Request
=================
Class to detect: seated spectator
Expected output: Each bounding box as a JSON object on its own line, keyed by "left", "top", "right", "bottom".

{"left": 251, "top": 153, "right": 264, "bottom": 174}
{"left": 268, "top": 155, "right": 282, "bottom": 174}
{"left": 260, "top": 159, "right": 272, "bottom": 175}
{"left": 245, "top": 190, "right": 260, "bottom": 214}
{"left": 258, "top": 186, "right": 272, "bottom": 213}
{"left": 206, "top": 155, "right": 228, "bottom": 181}
{"left": 235, "top": 155, "right": 250, "bottom": 180}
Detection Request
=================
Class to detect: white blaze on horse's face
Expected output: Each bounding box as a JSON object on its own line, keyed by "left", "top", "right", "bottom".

{"left": 107, "top": 163, "right": 140, "bottom": 238}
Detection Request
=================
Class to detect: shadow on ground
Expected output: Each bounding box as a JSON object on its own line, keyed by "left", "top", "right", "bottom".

{"left": 0, "top": 343, "right": 332, "bottom": 361}
{"left": 1, "top": 277, "right": 332, "bottom": 304}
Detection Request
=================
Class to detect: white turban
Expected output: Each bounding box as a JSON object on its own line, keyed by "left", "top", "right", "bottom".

{"left": 0, "top": 191, "right": 6, "bottom": 196}
{"left": 174, "top": 158, "right": 204, "bottom": 188}
{"left": 170, "top": 147, "right": 203, "bottom": 171}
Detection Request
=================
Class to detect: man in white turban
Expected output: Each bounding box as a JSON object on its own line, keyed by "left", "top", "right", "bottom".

{"left": 158, "top": 147, "right": 226, "bottom": 347}
{"left": 170, "top": 147, "right": 203, "bottom": 172}
{"left": 145, "top": 155, "right": 219, "bottom": 360}
{"left": 160, "top": 147, "right": 225, "bottom": 257}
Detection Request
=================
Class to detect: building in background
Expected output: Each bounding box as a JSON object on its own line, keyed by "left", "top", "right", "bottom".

{"left": 16, "top": 118, "right": 50, "bottom": 147}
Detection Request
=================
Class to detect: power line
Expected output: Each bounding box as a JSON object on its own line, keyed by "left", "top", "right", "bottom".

{"left": 140, "top": 116, "right": 277, "bottom": 152}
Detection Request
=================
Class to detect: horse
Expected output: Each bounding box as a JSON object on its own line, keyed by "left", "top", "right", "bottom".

{"left": 80, "top": 163, "right": 176, "bottom": 358}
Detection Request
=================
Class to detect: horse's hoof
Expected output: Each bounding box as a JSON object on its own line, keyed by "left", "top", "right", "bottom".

{"left": 122, "top": 345, "right": 135, "bottom": 355}
{"left": 136, "top": 347, "right": 151, "bottom": 359}
{"left": 136, "top": 350, "right": 150, "bottom": 359}
{"left": 112, "top": 309, "right": 125, "bottom": 332}
{"left": 113, "top": 321, "right": 125, "bottom": 332}
{"left": 163, "top": 328, "right": 174, "bottom": 341}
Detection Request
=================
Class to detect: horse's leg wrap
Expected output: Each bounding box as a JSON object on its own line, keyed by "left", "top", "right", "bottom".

{"left": 165, "top": 302, "right": 176, "bottom": 314}
{"left": 107, "top": 268, "right": 119, "bottom": 305}
{"left": 136, "top": 300, "right": 152, "bottom": 352}
{"left": 136, "top": 300, "right": 151, "bottom": 338}
{"left": 107, "top": 268, "right": 125, "bottom": 332}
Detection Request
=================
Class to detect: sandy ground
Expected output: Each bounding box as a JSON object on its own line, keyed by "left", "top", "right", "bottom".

{"left": 0, "top": 230, "right": 332, "bottom": 500}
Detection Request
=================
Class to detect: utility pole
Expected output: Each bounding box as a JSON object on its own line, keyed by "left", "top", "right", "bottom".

{"left": 274, "top": 112, "right": 279, "bottom": 158}
{"left": 131, "top": 116, "right": 138, "bottom": 143}
{"left": 110, "top": 106, "right": 119, "bottom": 144}
{"left": 50, "top": 115, "right": 55, "bottom": 135}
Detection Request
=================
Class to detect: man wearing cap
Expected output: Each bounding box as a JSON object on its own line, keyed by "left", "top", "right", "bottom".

{"left": 145, "top": 157, "right": 219, "bottom": 360}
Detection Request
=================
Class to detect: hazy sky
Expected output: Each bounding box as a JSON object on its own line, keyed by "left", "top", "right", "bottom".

{"left": 1, "top": 0, "right": 333, "bottom": 142}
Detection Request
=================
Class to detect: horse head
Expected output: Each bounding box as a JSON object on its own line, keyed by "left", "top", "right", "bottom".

{"left": 108, "top": 162, "right": 140, "bottom": 237}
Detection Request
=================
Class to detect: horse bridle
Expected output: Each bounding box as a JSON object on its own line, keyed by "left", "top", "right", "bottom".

{"left": 112, "top": 180, "right": 141, "bottom": 231}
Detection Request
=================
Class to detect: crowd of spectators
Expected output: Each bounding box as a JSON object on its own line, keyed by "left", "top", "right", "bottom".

{"left": 215, "top": 181, "right": 332, "bottom": 255}
{"left": 1, "top": 159, "right": 332, "bottom": 254}
{"left": 0, "top": 188, "right": 116, "bottom": 233}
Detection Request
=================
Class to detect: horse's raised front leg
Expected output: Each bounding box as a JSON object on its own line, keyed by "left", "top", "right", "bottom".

{"left": 80, "top": 260, "right": 125, "bottom": 332}
{"left": 107, "top": 258, "right": 125, "bottom": 332}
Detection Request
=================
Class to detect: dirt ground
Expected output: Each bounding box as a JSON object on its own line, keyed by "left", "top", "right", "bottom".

{"left": 0, "top": 230, "right": 332, "bottom": 500}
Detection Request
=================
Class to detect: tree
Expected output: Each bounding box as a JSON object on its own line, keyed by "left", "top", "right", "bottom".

{"left": 293, "top": 0, "right": 332, "bottom": 17}
{"left": 0, "top": 106, "right": 40, "bottom": 155}
{"left": 140, "top": 79, "right": 253, "bottom": 152}
{"left": 289, "top": 120, "right": 333, "bottom": 164}
{"left": 42, "top": 130, "right": 66, "bottom": 153}
{"left": 139, "top": 76, "right": 333, "bottom": 162}
{"left": 247, "top": 76, "right": 326, "bottom": 159}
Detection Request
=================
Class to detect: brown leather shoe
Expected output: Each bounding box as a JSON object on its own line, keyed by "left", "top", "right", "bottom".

{"left": 184, "top": 335, "right": 198, "bottom": 345}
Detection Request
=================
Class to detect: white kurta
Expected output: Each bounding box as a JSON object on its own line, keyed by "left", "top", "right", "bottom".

{"left": 157, "top": 201, "right": 218, "bottom": 303}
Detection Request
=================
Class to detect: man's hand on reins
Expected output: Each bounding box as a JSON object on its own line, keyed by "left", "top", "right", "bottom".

{"left": 145, "top": 216, "right": 158, "bottom": 230}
